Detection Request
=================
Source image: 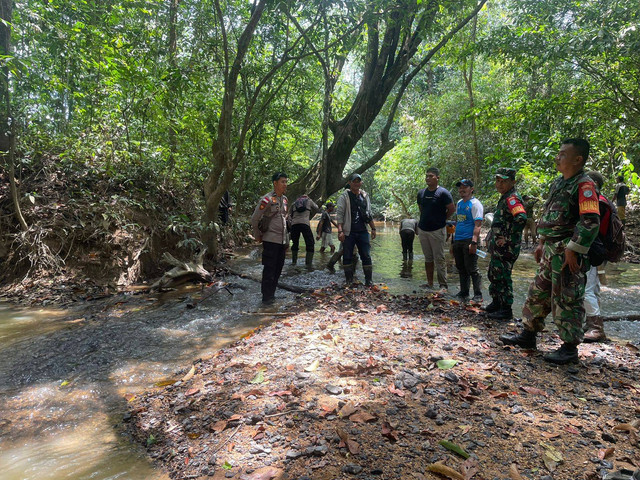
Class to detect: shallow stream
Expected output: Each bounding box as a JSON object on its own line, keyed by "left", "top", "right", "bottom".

{"left": 0, "top": 222, "right": 638, "bottom": 479}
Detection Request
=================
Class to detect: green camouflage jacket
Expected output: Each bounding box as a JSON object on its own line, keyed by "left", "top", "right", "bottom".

{"left": 537, "top": 170, "right": 600, "bottom": 254}
{"left": 490, "top": 187, "right": 527, "bottom": 251}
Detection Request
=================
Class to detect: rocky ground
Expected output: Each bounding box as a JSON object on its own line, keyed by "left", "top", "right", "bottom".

{"left": 126, "top": 285, "right": 640, "bottom": 480}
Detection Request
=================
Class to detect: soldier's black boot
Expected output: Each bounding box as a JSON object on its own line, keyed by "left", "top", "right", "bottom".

{"left": 402, "top": 251, "right": 408, "bottom": 261}
{"left": 488, "top": 305, "right": 513, "bottom": 320}
{"left": 291, "top": 250, "right": 298, "bottom": 265}
{"left": 499, "top": 329, "right": 537, "bottom": 349}
{"left": 344, "top": 263, "right": 355, "bottom": 285}
{"left": 363, "top": 265, "right": 373, "bottom": 287}
{"left": 408, "top": 250, "right": 414, "bottom": 261}
{"left": 543, "top": 343, "right": 579, "bottom": 364}
{"left": 484, "top": 299, "right": 502, "bottom": 313}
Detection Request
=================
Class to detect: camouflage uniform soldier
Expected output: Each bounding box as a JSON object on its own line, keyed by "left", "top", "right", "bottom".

{"left": 484, "top": 168, "right": 527, "bottom": 320}
{"left": 500, "top": 139, "right": 600, "bottom": 364}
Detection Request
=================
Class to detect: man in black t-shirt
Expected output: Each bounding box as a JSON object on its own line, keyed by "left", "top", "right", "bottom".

{"left": 416, "top": 167, "right": 455, "bottom": 289}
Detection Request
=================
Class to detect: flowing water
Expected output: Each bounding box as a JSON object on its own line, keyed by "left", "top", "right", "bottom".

{"left": 0, "top": 222, "right": 638, "bottom": 479}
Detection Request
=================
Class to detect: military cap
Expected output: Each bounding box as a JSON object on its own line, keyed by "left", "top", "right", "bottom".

{"left": 495, "top": 168, "right": 516, "bottom": 180}
{"left": 349, "top": 173, "right": 362, "bottom": 182}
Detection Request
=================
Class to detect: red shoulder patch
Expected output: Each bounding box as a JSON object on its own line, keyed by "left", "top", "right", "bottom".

{"left": 506, "top": 195, "right": 525, "bottom": 216}
{"left": 578, "top": 181, "right": 599, "bottom": 215}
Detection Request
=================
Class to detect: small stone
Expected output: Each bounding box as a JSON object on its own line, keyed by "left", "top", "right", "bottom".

{"left": 342, "top": 464, "right": 363, "bottom": 475}
{"left": 371, "top": 468, "right": 383, "bottom": 475}
{"left": 325, "top": 384, "right": 343, "bottom": 395}
{"left": 444, "top": 372, "right": 459, "bottom": 383}
{"left": 540, "top": 476, "right": 553, "bottom": 480}
{"left": 601, "top": 433, "right": 617, "bottom": 443}
{"left": 511, "top": 405, "right": 523, "bottom": 414}
{"left": 425, "top": 408, "right": 438, "bottom": 419}
{"left": 285, "top": 449, "right": 303, "bottom": 459}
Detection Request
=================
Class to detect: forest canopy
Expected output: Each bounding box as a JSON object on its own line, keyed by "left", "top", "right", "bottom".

{"left": 1, "top": 0, "right": 638, "bottom": 254}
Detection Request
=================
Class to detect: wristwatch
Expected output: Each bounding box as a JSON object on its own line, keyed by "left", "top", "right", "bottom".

{"left": 470, "top": 240, "right": 477, "bottom": 245}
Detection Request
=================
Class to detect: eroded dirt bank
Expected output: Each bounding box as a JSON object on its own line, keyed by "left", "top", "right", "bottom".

{"left": 126, "top": 286, "right": 640, "bottom": 480}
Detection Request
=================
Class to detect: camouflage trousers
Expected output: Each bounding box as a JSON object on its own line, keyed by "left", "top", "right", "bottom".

{"left": 488, "top": 254, "right": 516, "bottom": 305}
{"left": 522, "top": 240, "right": 588, "bottom": 345}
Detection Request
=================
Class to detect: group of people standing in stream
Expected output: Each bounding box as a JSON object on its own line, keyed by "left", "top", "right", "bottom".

{"left": 250, "top": 138, "right": 630, "bottom": 365}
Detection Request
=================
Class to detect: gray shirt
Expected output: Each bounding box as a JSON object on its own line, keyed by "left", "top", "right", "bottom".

{"left": 251, "top": 191, "right": 289, "bottom": 244}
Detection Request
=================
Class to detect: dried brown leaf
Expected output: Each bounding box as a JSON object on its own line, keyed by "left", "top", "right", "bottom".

{"left": 508, "top": 463, "right": 524, "bottom": 480}
{"left": 520, "top": 386, "right": 548, "bottom": 397}
{"left": 338, "top": 401, "right": 359, "bottom": 418}
{"left": 598, "top": 448, "right": 615, "bottom": 460}
{"left": 350, "top": 411, "right": 377, "bottom": 423}
{"left": 426, "top": 462, "right": 464, "bottom": 480}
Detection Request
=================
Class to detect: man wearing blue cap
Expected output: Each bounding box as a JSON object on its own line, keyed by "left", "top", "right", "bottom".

{"left": 452, "top": 178, "right": 483, "bottom": 300}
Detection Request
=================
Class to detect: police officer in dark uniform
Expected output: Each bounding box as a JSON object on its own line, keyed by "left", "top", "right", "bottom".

{"left": 485, "top": 167, "right": 527, "bottom": 320}
{"left": 251, "top": 172, "right": 289, "bottom": 304}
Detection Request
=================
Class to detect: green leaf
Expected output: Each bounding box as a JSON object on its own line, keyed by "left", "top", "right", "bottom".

{"left": 439, "top": 440, "right": 470, "bottom": 459}
{"left": 250, "top": 369, "right": 265, "bottom": 384}
{"left": 222, "top": 461, "right": 233, "bottom": 470}
{"left": 146, "top": 434, "right": 156, "bottom": 447}
{"left": 436, "top": 359, "right": 458, "bottom": 370}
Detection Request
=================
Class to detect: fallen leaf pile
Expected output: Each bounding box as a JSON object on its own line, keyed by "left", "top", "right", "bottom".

{"left": 127, "top": 285, "right": 640, "bottom": 480}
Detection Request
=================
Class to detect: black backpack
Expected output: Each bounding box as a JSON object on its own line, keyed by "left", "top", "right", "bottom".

{"left": 294, "top": 197, "right": 307, "bottom": 213}
{"left": 588, "top": 196, "right": 626, "bottom": 266}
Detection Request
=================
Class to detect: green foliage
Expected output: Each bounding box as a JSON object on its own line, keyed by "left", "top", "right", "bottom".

{"left": 3, "top": 0, "right": 637, "bottom": 231}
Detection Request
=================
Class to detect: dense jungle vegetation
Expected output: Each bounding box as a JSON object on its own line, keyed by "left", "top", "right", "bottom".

{"left": 0, "top": 0, "right": 638, "bottom": 284}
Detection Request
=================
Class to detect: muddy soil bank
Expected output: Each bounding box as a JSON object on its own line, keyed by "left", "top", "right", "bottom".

{"left": 126, "top": 285, "right": 640, "bottom": 480}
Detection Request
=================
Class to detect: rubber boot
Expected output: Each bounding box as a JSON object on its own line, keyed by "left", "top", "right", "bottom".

{"left": 499, "top": 329, "right": 537, "bottom": 349}
{"left": 363, "top": 264, "right": 373, "bottom": 287}
{"left": 344, "top": 263, "right": 355, "bottom": 285}
{"left": 484, "top": 299, "right": 502, "bottom": 313}
{"left": 455, "top": 274, "right": 470, "bottom": 299}
{"left": 471, "top": 272, "right": 482, "bottom": 301}
{"left": 408, "top": 250, "right": 414, "bottom": 261}
{"left": 305, "top": 251, "right": 314, "bottom": 271}
{"left": 488, "top": 305, "right": 513, "bottom": 320}
{"left": 402, "top": 251, "right": 408, "bottom": 261}
{"left": 319, "top": 247, "right": 325, "bottom": 253}
{"left": 543, "top": 343, "right": 579, "bottom": 364}
{"left": 584, "top": 315, "right": 607, "bottom": 343}
{"left": 330, "top": 245, "right": 336, "bottom": 253}
{"left": 291, "top": 250, "right": 298, "bottom": 265}
{"left": 327, "top": 250, "right": 341, "bottom": 273}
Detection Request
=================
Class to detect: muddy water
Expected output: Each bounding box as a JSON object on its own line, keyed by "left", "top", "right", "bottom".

{"left": 0, "top": 222, "right": 638, "bottom": 479}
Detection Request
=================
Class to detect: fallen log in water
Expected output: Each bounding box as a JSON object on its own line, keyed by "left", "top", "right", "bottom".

{"left": 602, "top": 314, "right": 640, "bottom": 322}
{"left": 224, "top": 268, "right": 313, "bottom": 294}
{"left": 151, "top": 251, "right": 212, "bottom": 290}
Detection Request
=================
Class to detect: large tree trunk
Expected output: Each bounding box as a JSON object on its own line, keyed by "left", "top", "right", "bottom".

{"left": 0, "top": 0, "right": 27, "bottom": 232}
{"left": 288, "top": 0, "right": 488, "bottom": 203}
